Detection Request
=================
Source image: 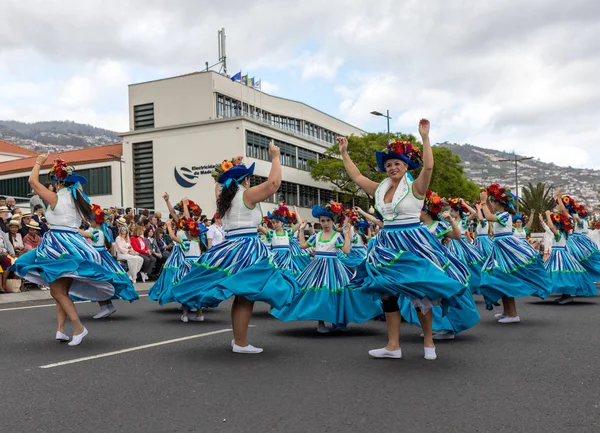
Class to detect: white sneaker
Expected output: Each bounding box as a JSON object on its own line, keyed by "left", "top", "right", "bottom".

{"left": 232, "top": 344, "right": 263, "bottom": 354}
{"left": 140, "top": 272, "right": 148, "bottom": 283}
{"left": 93, "top": 306, "right": 112, "bottom": 319}
{"left": 189, "top": 307, "right": 198, "bottom": 312}
{"left": 368, "top": 347, "right": 402, "bottom": 359}
{"left": 317, "top": 324, "right": 330, "bottom": 334}
{"left": 40, "top": 286, "right": 49, "bottom": 291}
{"left": 180, "top": 315, "right": 189, "bottom": 323}
{"left": 424, "top": 347, "right": 437, "bottom": 360}
{"left": 231, "top": 339, "right": 235, "bottom": 347}
{"left": 498, "top": 316, "right": 520, "bottom": 324}
{"left": 433, "top": 331, "right": 455, "bottom": 340}
{"left": 494, "top": 313, "right": 506, "bottom": 319}
{"left": 55, "top": 331, "right": 69, "bottom": 342}
{"left": 190, "top": 315, "right": 205, "bottom": 322}
{"left": 68, "top": 328, "right": 88, "bottom": 346}
{"left": 105, "top": 303, "right": 117, "bottom": 317}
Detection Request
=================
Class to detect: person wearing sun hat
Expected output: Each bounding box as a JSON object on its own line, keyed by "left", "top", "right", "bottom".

{"left": 338, "top": 119, "right": 469, "bottom": 361}
{"left": 9, "top": 155, "right": 135, "bottom": 346}
{"left": 271, "top": 201, "right": 382, "bottom": 333}
{"left": 23, "top": 220, "right": 42, "bottom": 251}
{"left": 478, "top": 184, "right": 551, "bottom": 323}
{"left": 399, "top": 190, "right": 480, "bottom": 340}
{"left": 170, "top": 145, "right": 297, "bottom": 354}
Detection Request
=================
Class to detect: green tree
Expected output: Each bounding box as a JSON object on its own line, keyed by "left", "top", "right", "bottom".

{"left": 518, "top": 182, "right": 556, "bottom": 232}
{"left": 309, "top": 132, "right": 480, "bottom": 204}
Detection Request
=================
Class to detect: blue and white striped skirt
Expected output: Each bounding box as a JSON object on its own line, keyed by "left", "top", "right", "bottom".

{"left": 270, "top": 245, "right": 302, "bottom": 275}
{"left": 545, "top": 246, "right": 598, "bottom": 296}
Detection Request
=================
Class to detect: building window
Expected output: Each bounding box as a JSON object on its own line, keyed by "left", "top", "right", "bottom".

{"left": 278, "top": 181, "right": 298, "bottom": 206}
{"left": 298, "top": 148, "right": 318, "bottom": 171}
{"left": 246, "top": 131, "right": 271, "bottom": 161}
{"left": 132, "top": 141, "right": 155, "bottom": 209}
{"left": 216, "top": 94, "right": 225, "bottom": 117}
{"left": 299, "top": 185, "right": 319, "bottom": 208}
{"left": 319, "top": 189, "right": 338, "bottom": 207}
{"left": 133, "top": 103, "right": 154, "bottom": 130}
{"left": 277, "top": 141, "right": 297, "bottom": 168}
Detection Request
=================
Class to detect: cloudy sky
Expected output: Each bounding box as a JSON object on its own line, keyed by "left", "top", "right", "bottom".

{"left": 1, "top": 0, "right": 599, "bottom": 167}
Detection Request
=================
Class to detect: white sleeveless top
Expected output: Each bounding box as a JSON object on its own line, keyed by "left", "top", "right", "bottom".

{"left": 476, "top": 220, "right": 489, "bottom": 236}
{"left": 553, "top": 232, "right": 567, "bottom": 247}
{"left": 307, "top": 231, "right": 344, "bottom": 253}
{"left": 374, "top": 175, "right": 423, "bottom": 222}
{"left": 87, "top": 228, "right": 105, "bottom": 247}
{"left": 513, "top": 227, "right": 527, "bottom": 239}
{"left": 574, "top": 219, "right": 588, "bottom": 234}
{"left": 270, "top": 230, "right": 291, "bottom": 247}
{"left": 46, "top": 187, "right": 84, "bottom": 230}
{"left": 494, "top": 212, "right": 514, "bottom": 235}
{"left": 222, "top": 187, "right": 263, "bottom": 231}
{"left": 177, "top": 230, "right": 201, "bottom": 257}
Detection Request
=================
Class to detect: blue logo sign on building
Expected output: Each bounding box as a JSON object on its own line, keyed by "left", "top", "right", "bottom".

{"left": 174, "top": 165, "right": 216, "bottom": 188}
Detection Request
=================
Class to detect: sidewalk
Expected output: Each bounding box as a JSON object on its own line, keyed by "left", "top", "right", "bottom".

{"left": 0, "top": 283, "right": 153, "bottom": 306}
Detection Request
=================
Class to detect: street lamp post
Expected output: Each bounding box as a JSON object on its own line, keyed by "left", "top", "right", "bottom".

{"left": 107, "top": 153, "right": 124, "bottom": 208}
{"left": 498, "top": 152, "right": 533, "bottom": 213}
{"left": 370, "top": 110, "right": 391, "bottom": 144}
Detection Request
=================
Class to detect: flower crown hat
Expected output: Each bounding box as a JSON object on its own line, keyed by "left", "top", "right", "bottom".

{"left": 312, "top": 201, "right": 346, "bottom": 225}
{"left": 422, "top": 190, "right": 446, "bottom": 216}
{"left": 212, "top": 156, "right": 255, "bottom": 186}
{"left": 513, "top": 213, "right": 525, "bottom": 224}
{"left": 177, "top": 216, "right": 206, "bottom": 237}
{"left": 267, "top": 202, "right": 296, "bottom": 225}
{"left": 261, "top": 215, "right": 273, "bottom": 229}
{"left": 550, "top": 212, "right": 573, "bottom": 234}
{"left": 90, "top": 203, "right": 114, "bottom": 242}
{"left": 575, "top": 203, "right": 588, "bottom": 219}
{"left": 560, "top": 195, "right": 577, "bottom": 214}
{"left": 48, "top": 158, "right": 88, "bottom": 185}
{"left": 484, "top": 184, "right": 515, "bottom": 209}
{"left": 376, "top": 141, "right": 423, "bottom": 172}
{"left": 448, "top": 196, "right": 469, "bottom": 214}
{"left": 174, "top": 199, "right": 202, "bottom": 217}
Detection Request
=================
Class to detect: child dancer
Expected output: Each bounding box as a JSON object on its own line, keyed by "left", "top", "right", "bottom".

{"left": 512, "top": 209, "right": 535, "bottom": 242}
{"left": 478, "top": 184, "right": 551, "bottom": 323}
{"left": 338, "top": 208, "right": 371, "bottom": 269}
{"left": 258, "top": 203, "right": 303, "bottom": 275}
{"left": 271, "top": 202, "right": 382, "bottom": 333}
{"left": 473, "top": 202, "right": 493, "bottom": 257}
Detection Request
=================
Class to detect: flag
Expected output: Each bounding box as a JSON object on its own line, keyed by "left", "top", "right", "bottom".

{"left": 248, "top": 77, "right": 254, "bottom": 87}
{"left": 231, "top": 71, "right": 242, "bottom": 82}
{"left": 253, "top": 79, "right": 261, "bottom": 90}
{"left": 242, "top": 74, "right": 248, "bottom": 85}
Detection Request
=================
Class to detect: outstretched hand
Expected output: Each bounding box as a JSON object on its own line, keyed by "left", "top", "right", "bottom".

{"left": 36, "top": 153, "right": 49, "bottom": 166}
{"left": 268, "top": 141, "right": 280, "bottom": 159}
{"left": 337, "top": 136, "right": 348, "bottom": 154}
{"left": 418, "top": 119, "right": 430, "bottom": 138}
{"left": 163, "top": 192, "right": 170, "bottom": 202}
{"left": 480, "top": 191, "right": 488, "bottom": 202}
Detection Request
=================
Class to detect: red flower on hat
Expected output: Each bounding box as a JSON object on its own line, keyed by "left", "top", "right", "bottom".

{"left": 90, "top": 204, "right": 105, "bottom": 224}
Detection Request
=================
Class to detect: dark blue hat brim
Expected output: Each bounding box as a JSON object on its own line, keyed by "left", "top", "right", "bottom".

{"left": 376, "top": 151, "right": 420, "bottom": 172}
{"left": 312, "top": 205, "right": 334, "bottom": 220}
{"left": 267, "top": 211, "right": 288, "bottom": 224}
{"left": 356, "top": 221, "right": 370, "bottom": 229}
{"left": 218, "top": 163, "right": 255, "bottom": 184}
{"left": 63, "top": 174, "right": 88, "bottom": 185}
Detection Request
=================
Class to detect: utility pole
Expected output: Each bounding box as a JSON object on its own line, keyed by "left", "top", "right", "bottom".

{"left": 218, "top": 28, "right": 227, "bottom": 74}
{"left": 499, "top": 152, "right": 533, "bottom": 213}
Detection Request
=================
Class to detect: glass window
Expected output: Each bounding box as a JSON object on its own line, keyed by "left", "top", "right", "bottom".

{"left": 277, "top": 181, "right": 298, "bottom": 206}
{"left": 276, "top": 141, "right": 297, "bottom": 168}
{"left": 299, "top": 185, "right": 319, "bottom": 208}
{"left": 297, "top": 148, "right": 318, "bottom": 171}
{"left": 319, "top": 189, "right": 337, "bottom": 207}
{"left": 246, "top": 131, "right": 271, "bottom": 161}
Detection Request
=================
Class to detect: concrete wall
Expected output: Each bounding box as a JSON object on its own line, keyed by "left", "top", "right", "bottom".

{"left": 0, "top": 153, "right": 25, "bottom": 163}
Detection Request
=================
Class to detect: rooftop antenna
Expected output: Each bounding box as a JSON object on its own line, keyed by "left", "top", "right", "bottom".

{"left": 204, "top": 28, "right": 227, "bottom": 75}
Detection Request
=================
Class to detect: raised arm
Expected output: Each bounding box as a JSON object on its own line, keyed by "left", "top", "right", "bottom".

{"left": 163, "top": 192, "right": 180, "bottom": 222}
{"left": 554, "top": 190, "right": 569, "bottom": 216}
{"left": 526, "top": 209, "right": 535, "bottom": 230}
{"left": 474, "top": 203, "right": 485, "bottom": 222}
{"left": 298, "top": 222, "right": 310, "bottom": 249}
{"left": 30, "top": 154, "right": 57, "bottom": 208}
{"left": 290, "top": 206, "right": 302, "bottom": 234}
{"left": 341, "top": 225, "right": 352, "bottom": 255}
{"left": 337, "top": 137, "right": 379, "bottom": 197}
{"left": 182, "top": 197, "right": 191, "bottom": 219}
{"left": 545, "top": 211, "right": 558, "bottom": 236}
{"left": 257, "top": 225, "right": 269, "bottom": 236}
{"left": 166, "top": 221, "right": 182, "bottom": 244}
{"left": 442, "top": 214, "right": 462, "bottom": 240}
{"left": 353, "top": 206, "right": 384, "bottom": 228}
{"left": 479, "top": 191, "right": 498, "bottom": 222}
{"left": 461, "top": 199, "right": 477, "bottom": 221}
{"left": 413, "top": 119, "right": 433, "bottom": 198}
{"left": 245, "top": 142, "right": 281, "bottom": 207}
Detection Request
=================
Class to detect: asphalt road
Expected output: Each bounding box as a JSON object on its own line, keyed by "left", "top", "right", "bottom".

{"left": 1, "top": 294, "right": 599, "bottom": 433}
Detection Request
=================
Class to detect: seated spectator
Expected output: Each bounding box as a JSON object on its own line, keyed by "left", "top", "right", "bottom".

{"left": 145, "top": 227, "right": 165, "bottom": 276}
{"left": 7, "top": 220, "right": 25, "bottom": 257}
{"left": 19, "top": 213, "right": 34, "bottom": 237}
{"left": 11, "top": 207, "right": 22, "bottom": 220}
{"left": 32, "top": 204, "right": 49, "bottom": 234}
{"left": 130, "top": 225, "right": 156, "bottom": 282}
{"left": 156, "top": 227, "right": 172, "bottom": 258}
{"left": 154, "top": 211, "right": 163, "bottom": 223}
{"left": 0, "top": 205, "right": 9, "bottom": 233}
{"left": 23, "top": 221, "right": 42, "bottom": 251}
{"left": 6, "top": 196, "right": 16, "bottom": 212}
{"left": 114, "top": 219, "right": 144, "bottom": 283}
{"left": 0, "top": 230, "right": 14, "bottom": 292}
{"left": 0, "top": 196, "right": 6, "bottom": 207}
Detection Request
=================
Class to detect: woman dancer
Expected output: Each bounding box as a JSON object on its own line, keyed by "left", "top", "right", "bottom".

{"left": 512, "top": 209, "right": 535, "bottom": 242}
{"left": 338, "top": 208, "right": 372, "bottom": 269}
{"left": 478, "top": 184, "right": 551, "bottom": 323}
{"left": 447, "top": 198, "right": 484, "bottom": 292}
{"left": 77, "top": 204, "right": 139, "bottom": 319}
{"left": 340, "top": 119, "right": 467, "bottom": 360}
{"left": 10, "top": 156, "right": 134, "bottom": 345}
{"left": 543, "top": 209, "right": 597, "bottom": 304}
{"left": 473, "top": 202, "right": 493, "bottom": 258}
{"left": 562, "top": 194, "right": 600, "bottom": 283}
{"left": 171, "top": 144, "right": 297, "bottom": 354}
{"left": 271, "top": 202, "right": 382, "bottom": 333}
{"left": 258, "top": 203, "right": 302, "bottom": 275}
{"left": 400, "top": 190, "right": 480, "bottom": 339}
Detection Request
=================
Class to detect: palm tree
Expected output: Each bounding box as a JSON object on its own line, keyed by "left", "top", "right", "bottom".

{"left": 519, "top": 182, "right": 556, "bottom": 232}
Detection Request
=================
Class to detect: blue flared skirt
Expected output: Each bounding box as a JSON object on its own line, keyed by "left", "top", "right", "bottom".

{"left": 545, "top": 246, "right": 598, "bottom": 297}
{"left": 157, "top": 253, "right": 201, "bottom": 306}
{"left": 148, "top": 244, "right": 185, "bottom": 301}
{"left": 289, "top": 237, "right": 311, "bottom": 271}
{"left": 170, "top": 228, "right": 297, "bottom": 310}
{"left": 351, "top": 221, "right": 468, "bottom": 313}
{"left": 339, "top": 245, "right": 368, "bottom": 269}
{"left": 567, "top": 233, "right": 600, "bottom": 281}
{"left": 479, "top": 233, "right": 551, "bottom": 309}
{"left": 9, "top": 229, "right": 133, "bottom": 302}
{"left": 447, "top": 237, "right": 484, "bottom": 293}
{"left": 271, "top": 252, "right": 382, "bottom": 326}
{"left": 474, "top": 235, "right": 493, "bottom": 262}
{"left": 270, "top": 246, "right": 302, "bottom": 275}
{"left": 399, "top": 289, "right": 480, "bottom": 335}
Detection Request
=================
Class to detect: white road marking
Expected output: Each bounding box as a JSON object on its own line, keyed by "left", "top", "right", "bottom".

{"left": 0, "top": 294, "right": 149, "bottom": 312}
{"left": 39, "top": 328, "right": 233, "bottom": 369}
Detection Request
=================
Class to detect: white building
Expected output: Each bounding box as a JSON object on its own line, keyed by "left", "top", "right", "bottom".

{"left": 120, "top": 71, "right": 366, "bottom": 219}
